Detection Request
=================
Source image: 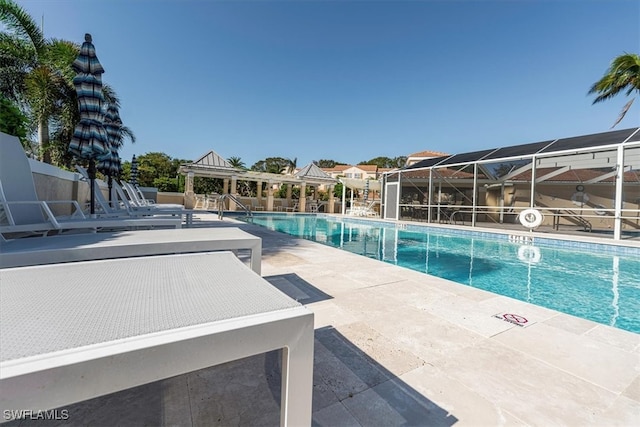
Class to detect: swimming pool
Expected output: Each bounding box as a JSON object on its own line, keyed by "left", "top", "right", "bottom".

{"left": 240, "top": 214, "right": 640, "bottom": 334}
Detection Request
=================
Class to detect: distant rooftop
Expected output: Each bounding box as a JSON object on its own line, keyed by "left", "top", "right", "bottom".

{"left": 407, "top": 150, "right": 450, "bottom": 158}
{"left": 295, "top": 163, "right": 335, "bottom": 182}
{"left": 190, "top": 150, "right": 237, "bottom": 170}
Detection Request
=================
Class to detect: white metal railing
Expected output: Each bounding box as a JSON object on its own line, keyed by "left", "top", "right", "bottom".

{"left": 217, "top": 194, "right": 251, "bottom": 219}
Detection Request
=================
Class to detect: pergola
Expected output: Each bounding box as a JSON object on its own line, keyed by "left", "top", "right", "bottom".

{"left": 339, "top": 177, "right": 383, "bottom": 214}
{"left": 179, "top": 150, "right": 338, "bottom": 212}
{"left": 383, "top": 127, "right": 640, "bottom": 240}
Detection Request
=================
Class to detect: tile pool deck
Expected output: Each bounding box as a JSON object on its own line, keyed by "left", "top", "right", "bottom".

{"left": 7, "top": 213, "right": 639, "bottom": 426}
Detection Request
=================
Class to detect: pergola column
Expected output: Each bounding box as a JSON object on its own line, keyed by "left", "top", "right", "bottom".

{"left": 220, "top": 178, "right": 229, "bottom": 211}
{"left": 328, "top": 185, "right": 335, "bottom": 213}
{"left": 286, "top": 184, "right": 292, "bottom": 204}
{"left": 267, "top": 181, "right": 274, "bottom": 211}
{"left": 184, "top": 172, "right": 195, "bottom": 209}
{"left": 299, "top": 182, "right": 306, "bottom": 212}
{"left": 229, "top": 175, "right": 238, "bottom": 211}
{"left": 256, "top": 180, "right": 263, "bottom": 204}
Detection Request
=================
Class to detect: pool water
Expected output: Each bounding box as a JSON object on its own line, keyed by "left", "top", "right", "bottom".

{"left": 241, "top": 214, "right": 640, "bottom": 334}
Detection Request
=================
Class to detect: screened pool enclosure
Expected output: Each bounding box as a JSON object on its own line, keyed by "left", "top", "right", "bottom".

{"left": 382, "top": 128, "right": 640, "bottom": 240}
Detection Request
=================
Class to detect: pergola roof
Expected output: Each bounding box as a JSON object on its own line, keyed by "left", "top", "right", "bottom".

{"left": 295, "top": 163, "right": 336, "bottom": 183}
{"left": 179, "top": 154, "right": 337, "bottom": 186}
{"left": 340, "top": 178, "right": 382, "bottom": 191}
{"left": 192, "top": 150, "right": 236, "bottom": 170}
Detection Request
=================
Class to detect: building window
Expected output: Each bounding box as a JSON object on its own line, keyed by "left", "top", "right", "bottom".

{"left": 354, "top": 173, "right": 362, "bottom": 179}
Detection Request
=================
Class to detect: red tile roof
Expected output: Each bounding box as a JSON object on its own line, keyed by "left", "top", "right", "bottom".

{"left": 321, "top": 165, "right": 350, "bottom": 173}
{"left": 407, "top": 150, "right": 449, "bottom": 158}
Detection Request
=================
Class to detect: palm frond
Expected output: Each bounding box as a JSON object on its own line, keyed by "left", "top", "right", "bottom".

{"left": 119, "top": 125, "right": 136, "bottom": 145}
{"left": 0, "top": 0, "right": 46, "bottom": 54}
{"left": 589, "top": 53, "right": 640, "bottom": 104}
{"left": 610, "top": 98, "right": 635, "bottom": 129}
{"left": 45, "top": 39, "right": 79, "bottom": 82}
{"left": 102, "top": 84, "right": 121, "bottom": 107}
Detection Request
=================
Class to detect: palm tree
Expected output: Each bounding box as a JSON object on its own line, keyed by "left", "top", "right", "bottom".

{"left": 589, "top": 52, "right": 640, "bottom": 128}
{"left": 1, "top": 0, "right": 130, "bottom": 166}
{"left": 0, "top": 0, "right": 79, "bottom": 163}
{"left": 227, "top": 156, "right": 245, "bottom": 169}
{"left": 27, "top": 42, "right": 79, "bottom": 165}
{"left": 282, "top": 157, "right": 297, "bottom": 175}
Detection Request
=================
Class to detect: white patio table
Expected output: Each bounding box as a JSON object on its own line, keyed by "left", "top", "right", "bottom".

{"left": 0, "top": 252, "right": 314, "bottom": 426}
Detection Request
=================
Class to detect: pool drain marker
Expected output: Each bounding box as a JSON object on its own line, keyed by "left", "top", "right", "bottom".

{"left": 493, "top": 312, "right": 531, "bottom": 327}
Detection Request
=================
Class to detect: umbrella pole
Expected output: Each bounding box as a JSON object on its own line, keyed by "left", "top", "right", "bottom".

{"left": 108, "top": 175, "right": 113, "bottom": 202}
{"left": 88, "top": 159, "right": 96, "bottom": 215}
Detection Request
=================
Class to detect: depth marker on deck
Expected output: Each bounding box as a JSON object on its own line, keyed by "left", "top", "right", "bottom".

{"left": 493, "top": 312, "right": 534, "bottom": 328}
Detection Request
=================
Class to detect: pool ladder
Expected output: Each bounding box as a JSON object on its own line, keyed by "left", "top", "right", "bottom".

{"left": 217, "top": 194, "right": 252, "bottom": 220}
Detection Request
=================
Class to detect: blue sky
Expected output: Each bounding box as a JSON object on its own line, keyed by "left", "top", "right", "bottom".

{"left": 14, "top": 0, "right": 640, "bottom": 167}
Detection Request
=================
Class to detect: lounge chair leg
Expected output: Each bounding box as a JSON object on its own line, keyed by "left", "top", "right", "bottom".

{"left": 279, "top": 315, "right": 314, "bottom": 427}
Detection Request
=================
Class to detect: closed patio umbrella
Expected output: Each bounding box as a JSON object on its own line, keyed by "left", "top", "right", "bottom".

{"left": 130, "top": 154, "right": 139, "bottom": 187}
{"left": 69, "top": 33, "right": 110, "bottom": 215}
{"left": 98, "top": 104, "right": 123, "bottom": 201}
{"left": 97, "top": 148, "right": 122, "bottom": 202}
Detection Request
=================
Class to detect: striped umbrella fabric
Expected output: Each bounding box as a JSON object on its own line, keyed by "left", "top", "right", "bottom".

{"left": 98, "top": 146, "right": 122, "bottom": 203}
{"left": 98, "top": 104, "right": 123, "bottom": 178}
{"left": 130, "top": 154, "right": 139, "bottom": 187}
{"left": 68, "top": 34, "right": 109, "bottom": 214}
{"left": 97, "top": 104, "right": 124, "bottom": 203}
{"left": 97, "top": 146, "right": 122, "bottom": 177}
{"left": 69, "top": 34, "right": 109, "bottom": 160}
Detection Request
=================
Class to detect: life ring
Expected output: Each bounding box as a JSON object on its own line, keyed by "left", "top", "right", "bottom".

{"left": 571, "top": 191, "right": 589, "bottom": 207}
{"left": 519, "top": 209, "right": 543, "bottom": 229}
{"left": 518, "top": 245, "right": 541, "bottom": 264}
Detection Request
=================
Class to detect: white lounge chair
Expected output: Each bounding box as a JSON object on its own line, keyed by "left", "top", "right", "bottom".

{"left": 0, "top": 252, "right": 314, "bottom": 426}
{"left": 0, "top": 226, "right": 262, "bottom": 274}
{"left": 251, "top": 199, "right": 265, "bottom": 211}
{"left": 0, "top": 132, "right": 181, "bottom": 236}
{"left": 347, "top": 200, "right": 379, "bottom": 217}
{"left": 120, "top": 180, "right": 184, "bottom": 210}
{"left": 75, "top": 166, "right": 195, "bottom": 226}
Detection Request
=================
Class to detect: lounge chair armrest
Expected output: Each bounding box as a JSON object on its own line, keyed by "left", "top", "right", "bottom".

{"left": 0, "top": 200, "right": 87, "bottom": 228}
{"left": 43, "top": 200, "right": 86, "bottom": 218}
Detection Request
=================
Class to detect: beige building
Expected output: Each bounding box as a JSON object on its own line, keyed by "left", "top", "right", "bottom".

{"left": 405, "top": 150, "right": 450, "bottom": 167}
{"left": 321, "top": 164, "right": 385, "bottom": 180}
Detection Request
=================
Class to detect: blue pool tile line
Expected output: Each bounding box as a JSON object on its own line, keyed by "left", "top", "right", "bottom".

{"left": 237, "top": 212, "right": 639, "bottom": 257}
{"left": 321, "top": 215, "right": 640, "bottom": 257}
{"left": 532, "top": 237, "right": 640, "bottom": 256}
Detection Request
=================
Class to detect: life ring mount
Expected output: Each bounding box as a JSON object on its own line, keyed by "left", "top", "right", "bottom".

{"left": 519, "top": 209, "right": 543, "bottom": 229}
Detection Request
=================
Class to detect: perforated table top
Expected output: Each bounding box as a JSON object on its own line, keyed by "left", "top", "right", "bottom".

{"left": 1, "top": 252, "right": 300, "bottom": 362}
